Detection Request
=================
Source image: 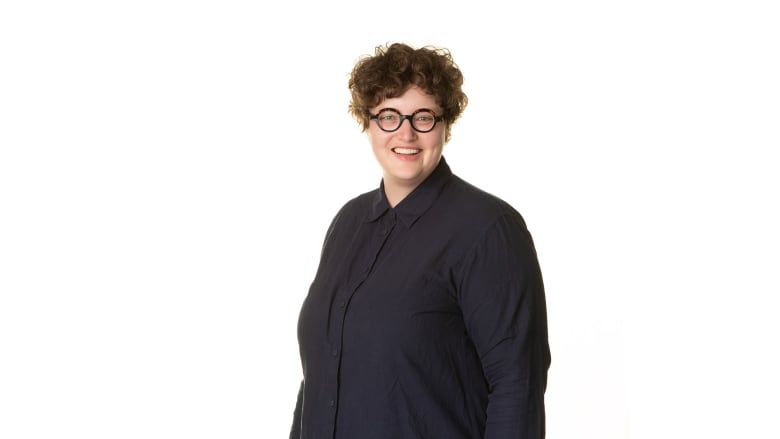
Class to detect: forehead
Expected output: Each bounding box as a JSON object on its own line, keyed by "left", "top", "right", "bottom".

{"left": 372, "top": 86, "right": 440, "bottom": 112}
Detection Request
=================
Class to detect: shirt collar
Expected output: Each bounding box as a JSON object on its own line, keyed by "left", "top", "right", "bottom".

{"left": 367, "top": 156, "right": 453, "bottom": 228}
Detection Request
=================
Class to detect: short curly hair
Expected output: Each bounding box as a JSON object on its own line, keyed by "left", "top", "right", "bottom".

{"left": 348, "top": 43, "right": 468, "bottom": 143}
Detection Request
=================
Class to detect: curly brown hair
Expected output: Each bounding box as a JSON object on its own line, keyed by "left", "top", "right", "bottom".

{"left": 348, "top": 43, "right": 468, "bottom": 143}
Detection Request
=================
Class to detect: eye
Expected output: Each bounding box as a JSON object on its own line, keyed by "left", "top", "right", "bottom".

{"left": 378, "top": 112, "right": 399, "bottom": 122}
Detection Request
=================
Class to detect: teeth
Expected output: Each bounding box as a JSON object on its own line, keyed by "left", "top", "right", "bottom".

{"left": 393, "top": 147, "right": 421, "bottom": 155}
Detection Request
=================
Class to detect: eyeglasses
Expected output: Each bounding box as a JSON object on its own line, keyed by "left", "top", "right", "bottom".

{"left": 369, "top": 108, "right": 443, "bottom": 133}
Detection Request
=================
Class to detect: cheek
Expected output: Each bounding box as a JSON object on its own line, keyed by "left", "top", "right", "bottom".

{"left": 427, "top": 128, "right": 446, "bottom": 148}
{"left": 368, "top": 130, "right": 390, "bottom": 148}
{"left": 425, "top": 134, "right": 445, "bottom": 152}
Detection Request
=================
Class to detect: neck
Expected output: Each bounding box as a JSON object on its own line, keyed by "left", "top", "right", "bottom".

{"left": 383, "top": 180, "right": 417, "bottom": 208}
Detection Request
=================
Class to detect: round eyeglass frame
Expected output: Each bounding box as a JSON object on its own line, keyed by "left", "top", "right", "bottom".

{"left": 368, "top": 108, "right": 444, "bottom": 133}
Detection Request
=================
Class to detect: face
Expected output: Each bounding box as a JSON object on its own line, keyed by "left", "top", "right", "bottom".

{"left": 368, "top": 86, "right": 446, "bottom": 199}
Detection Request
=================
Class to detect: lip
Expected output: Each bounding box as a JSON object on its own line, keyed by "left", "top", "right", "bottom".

{"left": 391, "top": 147, "right": 421, "bottom": 155}
{"left": 391, "top": 147, "right": 421, "bottom": 162}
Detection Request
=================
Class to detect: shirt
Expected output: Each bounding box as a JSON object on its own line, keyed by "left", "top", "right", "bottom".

{"left": 291, "top": 157, "right": 550, "bottom": 439}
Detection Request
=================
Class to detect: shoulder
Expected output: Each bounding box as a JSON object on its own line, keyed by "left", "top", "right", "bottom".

{"left": 332, "top": 188, "right": 377, "bottom": 222}
{"left": 442, "top": 174, "right": 528, "bottom": 229}
{"left": 315, "top": 188, "right": 378, "bottom": 254}
{"left": 422, "top": 173, "right": 535, "bottom": 264}
{"left": 441, "top": 177, "right": 542, "bottom": 282}
{"left": 323, "top": 188, "right": 378, "bottom": 236}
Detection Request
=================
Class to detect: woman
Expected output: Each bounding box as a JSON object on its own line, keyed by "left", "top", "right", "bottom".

{"left": 291, "top": 43, "right": 550, "bottom": 439}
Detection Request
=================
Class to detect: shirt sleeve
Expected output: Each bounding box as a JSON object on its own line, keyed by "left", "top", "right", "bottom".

{"left": 455, "top": 212, "right": 551, "bottom": 439}
{"left": 289, "top": 380, "right": 303, "bottom": 439}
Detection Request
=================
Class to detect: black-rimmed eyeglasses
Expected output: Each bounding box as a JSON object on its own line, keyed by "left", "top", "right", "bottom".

{"left": 369, "top": 108, "right": 443, "bottom": 133}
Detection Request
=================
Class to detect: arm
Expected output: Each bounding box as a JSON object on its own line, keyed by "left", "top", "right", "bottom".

{"left": 289, "top": 380, "right": 303, "bottom": 439}
{"left": 456, "top": 214, "right": 551, "bottom": 439}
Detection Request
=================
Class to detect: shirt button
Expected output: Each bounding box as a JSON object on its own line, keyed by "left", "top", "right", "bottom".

{"left": 331, "top": 348, "right": 338, "bottom": 357}
{"left": 339, "top": 301, "right": 345, "bottom": 308}
{"left": 329, "top": 399, "right": 335, "bottom": 407}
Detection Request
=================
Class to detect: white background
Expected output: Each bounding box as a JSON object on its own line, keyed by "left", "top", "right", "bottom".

{"left": 1, "top": 1, "right": 778, "bottom": 438}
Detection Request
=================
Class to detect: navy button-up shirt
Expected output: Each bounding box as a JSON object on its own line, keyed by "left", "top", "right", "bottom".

{"left": 292, "top": 158, "right": 550, "bottom": 438}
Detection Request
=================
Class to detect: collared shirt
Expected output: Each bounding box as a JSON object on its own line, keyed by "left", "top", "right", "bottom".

{"left": 291, "top": 157, "right": 550, "bottom": 439}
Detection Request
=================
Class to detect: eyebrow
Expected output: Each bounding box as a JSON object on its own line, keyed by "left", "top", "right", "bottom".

{"left": 372, "top": 108, "right": 440, "bottom": 114}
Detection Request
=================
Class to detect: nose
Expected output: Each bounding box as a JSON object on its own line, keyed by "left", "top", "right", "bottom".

{"left": 397, "top": 117, "right": 418, "bottom": 140}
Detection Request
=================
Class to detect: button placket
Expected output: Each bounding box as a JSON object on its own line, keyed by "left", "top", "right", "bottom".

{"left": 324, "top": 210, "right": 398, "bottom": 430}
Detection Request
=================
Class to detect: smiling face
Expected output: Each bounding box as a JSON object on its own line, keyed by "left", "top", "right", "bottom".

{"left": 368, "top": 86, "right": 446, "bottom": 206}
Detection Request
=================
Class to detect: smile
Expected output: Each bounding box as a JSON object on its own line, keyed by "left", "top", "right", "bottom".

{"left": 392, "top": 147, "right": 421, "bottom": 155}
